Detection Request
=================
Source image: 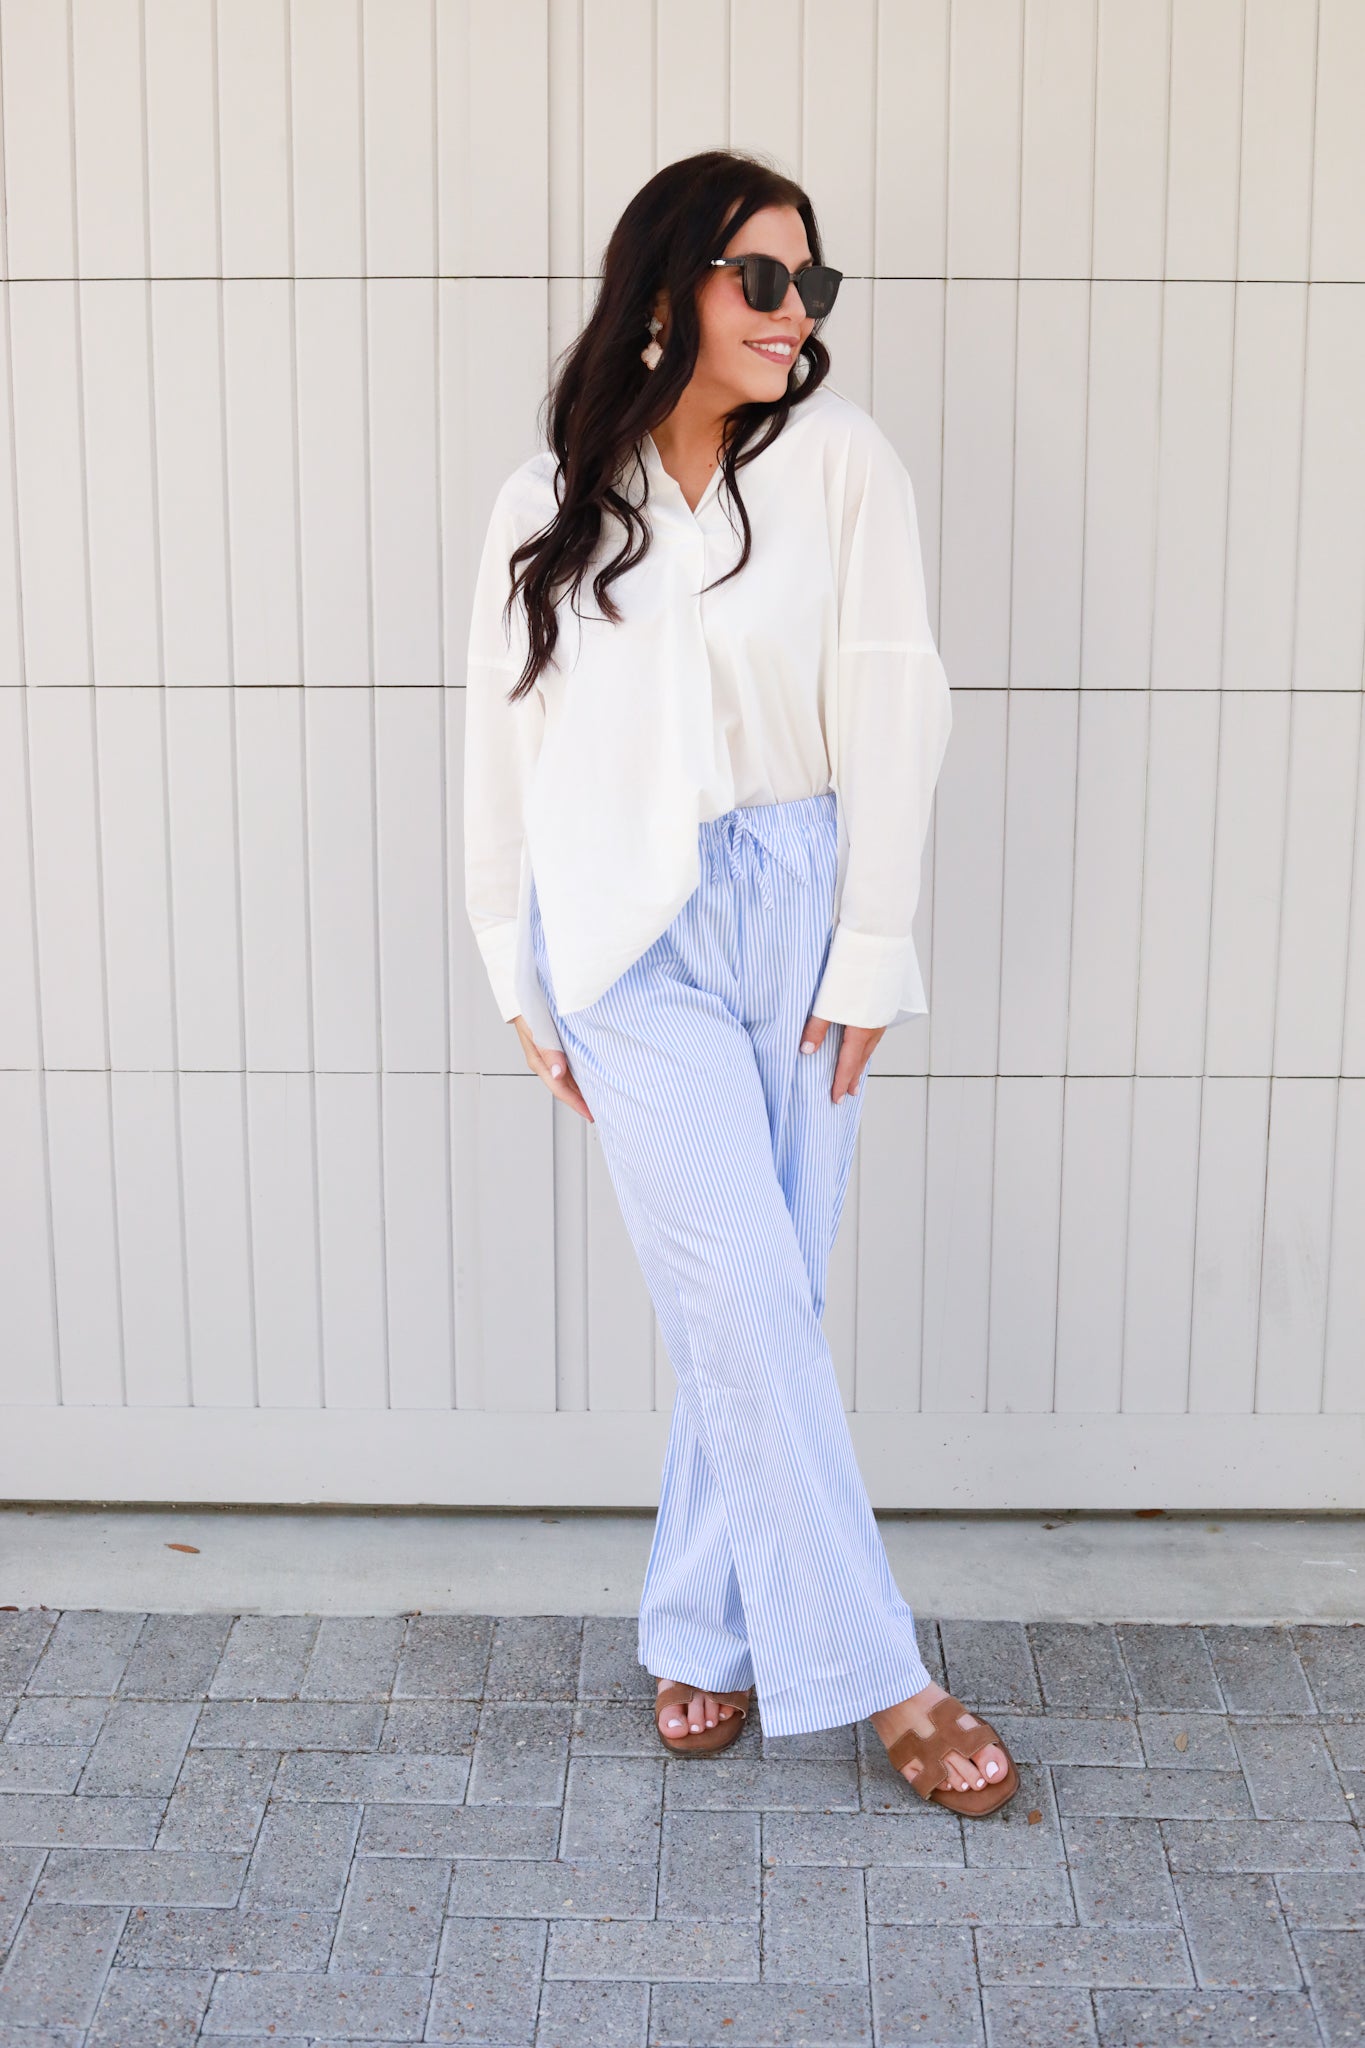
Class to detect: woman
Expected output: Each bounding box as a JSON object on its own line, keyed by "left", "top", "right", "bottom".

{"left": 464, "top": 150, "right": 1017, "bottom": 1818}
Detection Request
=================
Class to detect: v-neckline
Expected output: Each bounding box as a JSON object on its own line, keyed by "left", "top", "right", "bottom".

{"left": 642, "top": 430, "right": 723, "bottom": 519}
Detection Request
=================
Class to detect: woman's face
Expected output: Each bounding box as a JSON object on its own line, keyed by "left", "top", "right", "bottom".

{"left": 685, "top": 203, "right": 816, "bottom": 407}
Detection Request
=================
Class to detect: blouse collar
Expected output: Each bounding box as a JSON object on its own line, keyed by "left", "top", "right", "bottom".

{"left": 637, "top": 428, "right": 725, "bottom": 520}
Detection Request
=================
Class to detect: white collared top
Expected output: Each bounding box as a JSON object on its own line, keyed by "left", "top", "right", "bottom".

{"left": 463, "top": 379, "right": 952, "bottom": 1056}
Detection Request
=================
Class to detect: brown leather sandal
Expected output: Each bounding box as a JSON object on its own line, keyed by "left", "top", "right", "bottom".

{"left": 653, "top": 1680, "right": 753, "bottom": 1756}
{"left": 882, "top": 1692, "right": 1019, "bottom": 1816}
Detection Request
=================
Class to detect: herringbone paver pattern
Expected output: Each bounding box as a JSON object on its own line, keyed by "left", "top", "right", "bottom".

{"left": 0, "top": 1611, "right": 1360, "bottom": 2045}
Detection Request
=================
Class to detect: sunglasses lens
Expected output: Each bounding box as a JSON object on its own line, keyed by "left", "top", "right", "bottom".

{"left": 742, "top": 255, "right": 789, "bottom": 313}
{"left": 798, "top": 267, "right": 841, "bottom": 318}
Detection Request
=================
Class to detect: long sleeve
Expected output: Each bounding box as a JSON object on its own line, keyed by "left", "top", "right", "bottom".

{"left": 810, "top": 425, "right": 952, "bottom": 1029}
{"left": 463, "top": 476, "right": 544, "bottom": 1023}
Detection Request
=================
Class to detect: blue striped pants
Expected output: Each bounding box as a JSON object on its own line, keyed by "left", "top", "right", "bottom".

{"left": 528, "top": 790, "right": 933, "bottom": 1738}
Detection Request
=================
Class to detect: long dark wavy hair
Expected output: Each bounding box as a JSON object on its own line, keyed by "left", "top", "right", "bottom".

{"left": 499, "top": 149, "right": 833, "bottom": 703}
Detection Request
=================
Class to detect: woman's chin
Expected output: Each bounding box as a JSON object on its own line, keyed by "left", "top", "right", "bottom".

{"left": 731, "top": 359, "right": 795, "bottom": 403}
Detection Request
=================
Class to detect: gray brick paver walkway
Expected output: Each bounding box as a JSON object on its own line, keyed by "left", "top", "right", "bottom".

{"left": 0, "top": 1612, "right": 1360, "bottom": 2045}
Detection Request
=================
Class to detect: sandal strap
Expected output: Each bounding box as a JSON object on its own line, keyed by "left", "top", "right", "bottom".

{"left": 654, "top": 1681, "right": 751, "bottom": 1723}
{"left": 885, "top": 1694, "right": 1002, "bottom": 1798}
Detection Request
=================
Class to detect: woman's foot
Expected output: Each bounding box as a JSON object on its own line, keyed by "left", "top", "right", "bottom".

{"left": 870, "top": 1680, "right": 1010, "bottom": 1794}
{"left": 655, "top": 1676, "right": 744, "bottom": 1739}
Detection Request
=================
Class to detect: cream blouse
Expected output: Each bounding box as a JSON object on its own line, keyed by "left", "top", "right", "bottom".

{"left": 463, "top": 379, "right": 952, "bottom": 1057}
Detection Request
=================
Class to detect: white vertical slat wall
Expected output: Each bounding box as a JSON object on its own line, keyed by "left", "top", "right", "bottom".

{"left": 1, "top": 0, "right": 1362, "bottom": 1508}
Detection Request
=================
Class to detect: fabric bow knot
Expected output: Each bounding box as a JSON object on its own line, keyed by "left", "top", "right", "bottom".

{"left": 710, "top": 809, "right": 810, "bottom": 911}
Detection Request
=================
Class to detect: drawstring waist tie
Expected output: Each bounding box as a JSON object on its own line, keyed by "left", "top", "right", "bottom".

{"left": 699, "top": 792, "right": 834, "bottom": 910}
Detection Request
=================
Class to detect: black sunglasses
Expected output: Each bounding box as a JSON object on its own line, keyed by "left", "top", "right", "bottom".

{"left": 709, "top": 253, "right": 843, "bottom": 320}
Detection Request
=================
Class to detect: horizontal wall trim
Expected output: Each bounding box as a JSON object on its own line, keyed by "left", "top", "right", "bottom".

{"left": 7, "top": 683, "right": 1362, "bottom": 696}
{"left": 3, "top": 1410, "right": 1360, "bottom": 1512}
{"left": 8, "top": 1072, "right": 1361, "bottom": 1081}
{"left": 2, "top": 275, "right": 1362, "bottom": 287}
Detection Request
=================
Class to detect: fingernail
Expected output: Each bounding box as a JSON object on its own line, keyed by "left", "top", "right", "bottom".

{"left": 800, "top": 1040, "right": 815, "bottom": 1054}
{"left": 550, "top": 1062, "right": 563, "bottom": 1077}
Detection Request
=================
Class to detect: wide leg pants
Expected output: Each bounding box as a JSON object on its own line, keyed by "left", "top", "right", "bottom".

{"left": 529, "top": 790, "right": 933, "bottom": 1739}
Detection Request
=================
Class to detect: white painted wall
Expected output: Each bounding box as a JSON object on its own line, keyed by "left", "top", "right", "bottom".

{"left": 1, "top": 0, "right": 1362, "bottom": 1509}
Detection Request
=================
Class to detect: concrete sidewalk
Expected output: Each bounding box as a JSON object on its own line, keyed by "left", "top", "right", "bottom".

{"left": 0, "top": 1607, "right": 1362, "bottom": 2045}
{"left": 3, "top": 1509, "right": 1364, "bottom": 1621}
{"left": 1, "top": 1519, "right": 1361, "bottom": 2043}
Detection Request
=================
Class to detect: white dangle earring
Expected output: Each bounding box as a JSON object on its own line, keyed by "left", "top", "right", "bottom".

{"left": 641, "top": 313, "right": 663, "bottom": 370}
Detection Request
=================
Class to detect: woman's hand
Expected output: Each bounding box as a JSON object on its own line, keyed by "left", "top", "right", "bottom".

{"left": 511, "top": 1016, "right": 595, "bottom": 1123}
{"left": 800, "top": 1014, "right": 885, "bottom": 1104}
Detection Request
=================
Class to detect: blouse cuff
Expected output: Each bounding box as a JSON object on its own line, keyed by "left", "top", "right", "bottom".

{"left": 475, "top": 921, "right": 523, "bottom": 1024}
{"left": 811, "top": 924, "right": 918, "bottom": 1030}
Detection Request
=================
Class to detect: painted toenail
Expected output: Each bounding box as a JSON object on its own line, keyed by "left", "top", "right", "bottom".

{"left": 986, "top": 1761, "right": 998, "bottom": 1776}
